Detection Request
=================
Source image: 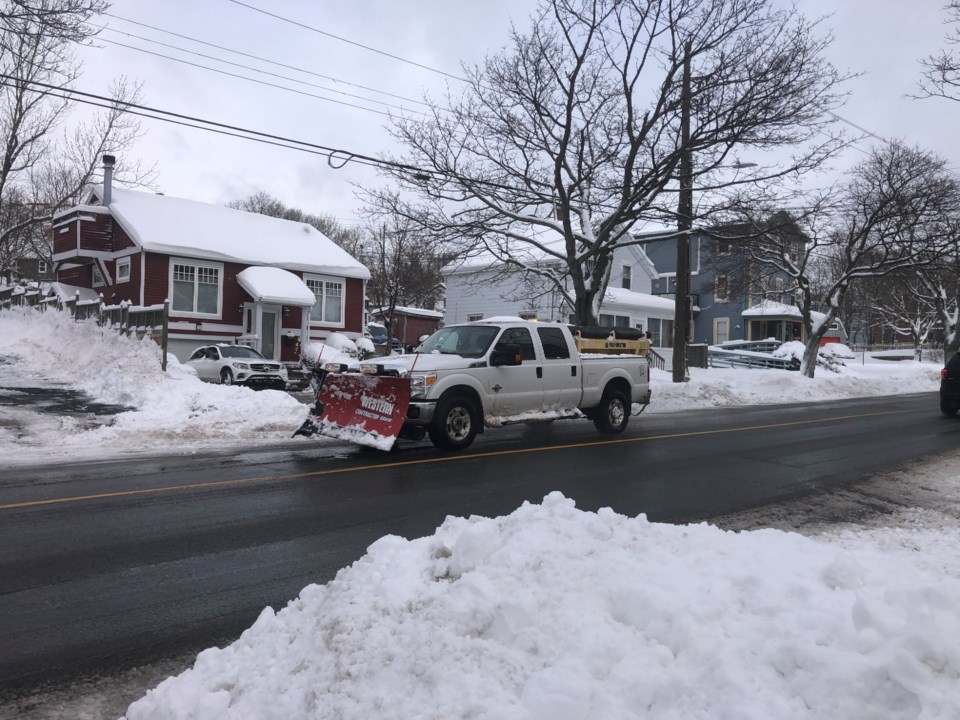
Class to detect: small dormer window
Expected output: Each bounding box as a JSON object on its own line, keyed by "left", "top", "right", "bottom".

{"left": 117, "top": 257, "right": 130, "bottom": 282}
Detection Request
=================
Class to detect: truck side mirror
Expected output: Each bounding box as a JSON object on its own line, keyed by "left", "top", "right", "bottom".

{"left": 490, "top": 343, "right": 522, "bottom": 367}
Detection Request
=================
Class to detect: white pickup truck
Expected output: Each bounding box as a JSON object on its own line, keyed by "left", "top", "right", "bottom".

{"left": 365, "top": 320, "right": 651, "bottom": 451}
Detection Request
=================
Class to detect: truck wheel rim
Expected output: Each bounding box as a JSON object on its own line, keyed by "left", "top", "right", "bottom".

{"left": 609, "top": 399, "right": 624, "bottom": 426}
{"left": 446, "top": 407, "right": 471, "bottom": 440}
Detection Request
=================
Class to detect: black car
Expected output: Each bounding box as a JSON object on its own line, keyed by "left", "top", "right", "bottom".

{"left": 941, "top": 352, "right": 960, "bottom": 417}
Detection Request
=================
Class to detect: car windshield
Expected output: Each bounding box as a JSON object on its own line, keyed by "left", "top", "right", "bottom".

{"left": 219, "top": 346, "right": 266, "bottom": 360}
{"left": 418, "top": 325, "right": 499, "bottom": 358}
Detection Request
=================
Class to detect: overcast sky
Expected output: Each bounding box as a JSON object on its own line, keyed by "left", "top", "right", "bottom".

{"left": 71, "top": 0, "right": 960, "bottom": 227}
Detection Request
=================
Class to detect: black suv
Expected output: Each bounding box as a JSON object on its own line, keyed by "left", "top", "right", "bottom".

{"left": 941, "top": 352, "right": 960, "bottom": 417}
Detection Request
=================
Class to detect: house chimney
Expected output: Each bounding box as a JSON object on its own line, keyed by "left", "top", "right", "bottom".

{"left": 102, "top": 154, "right": 115, "bottom": 205}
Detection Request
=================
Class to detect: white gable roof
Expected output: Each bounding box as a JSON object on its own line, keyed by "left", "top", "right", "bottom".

{"left": 93, "top": 186, "right": 370, "bottom": 280}
{"left": 602, "top": 287, "right": 675, "bottom": 313}
{"left": 47, "top": 282, "right": 101, "bottom": 303}
{"left": 237, "top": 267, "right": 316, "bottom": 307}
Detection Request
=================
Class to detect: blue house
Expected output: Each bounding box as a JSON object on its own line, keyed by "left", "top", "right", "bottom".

{"left": 640, "top": 214, "right": 811, "bottom": 346}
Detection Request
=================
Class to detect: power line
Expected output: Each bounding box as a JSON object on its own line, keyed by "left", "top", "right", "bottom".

{"left": 226, "top": 0, "right": 469, "bottom": 83}
{"left": 96, "top": 27, "right": 427, "bottom": 115}
{"left": 0, "top": 74, "right": 424, "bottom": 176}
{"left": 103, "top": 13, "right": 433, "bottom": 108}
{"left": 93, "top": 37, "right": 412, "bottom": 118}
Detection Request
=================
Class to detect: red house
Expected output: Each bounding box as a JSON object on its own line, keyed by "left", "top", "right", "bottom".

{"left": 52, "top": 156, "right": 370, "bottom": 363}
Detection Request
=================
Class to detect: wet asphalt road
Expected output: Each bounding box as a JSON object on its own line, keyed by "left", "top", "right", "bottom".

{"left": 0, "top": 391, "right": 957, "bottom": 704}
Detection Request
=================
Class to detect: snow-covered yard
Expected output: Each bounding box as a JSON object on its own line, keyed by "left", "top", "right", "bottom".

{"left": 1, "top": 308, "right": 957, "bottom": 720}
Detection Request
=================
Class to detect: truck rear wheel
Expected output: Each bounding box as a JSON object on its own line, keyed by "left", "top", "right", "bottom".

{"left": 593, "top": 387, "right": 629, "bottom": 434}
{"left": 429, "top": 394, "right": 479, "bottom": 451}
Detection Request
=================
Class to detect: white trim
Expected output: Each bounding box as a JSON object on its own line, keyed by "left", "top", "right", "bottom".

{"left": 116, "top": 257, "right": 131, "bottom": 282}
{"left": 168, "top": 321, "right": 244, "bottom": 332}
{"left": 168, "top": 256, "right": 224, "bottom": 320}
{"left": 139, "top": 252, "right": 145, "bottom": 305}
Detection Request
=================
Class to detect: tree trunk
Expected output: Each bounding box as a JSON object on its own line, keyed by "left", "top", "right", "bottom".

{"left": 572, "top": 291, "right": 597, "bottom": 326}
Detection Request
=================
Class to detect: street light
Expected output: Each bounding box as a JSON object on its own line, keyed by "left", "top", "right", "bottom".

{"left": 671, "top": 40, "right": 756, "bottom": 382}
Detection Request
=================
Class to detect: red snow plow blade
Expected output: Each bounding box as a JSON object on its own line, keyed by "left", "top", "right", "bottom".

{"left": 296, "top": 373, "right": 410, "bottom": 451}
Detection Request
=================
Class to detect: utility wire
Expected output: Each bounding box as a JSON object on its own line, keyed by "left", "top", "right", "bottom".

{"left": 103, "top": 13, "right": 433, "bottom": 108}
{"left": 93, "top": 37, "right": 412, "bottom": 117}
{"left": 95, "top": 26, "right": 428, "bottom": 115}
{"left": 226, "top": 0, "right": 469, "bottom": 83}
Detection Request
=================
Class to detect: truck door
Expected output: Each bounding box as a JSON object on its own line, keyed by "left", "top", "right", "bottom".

{"left": 489, "top": 326, "right": 543, "bottom": 416}
{"left": 535, "top": 326, "right": 582, "bottom": 411}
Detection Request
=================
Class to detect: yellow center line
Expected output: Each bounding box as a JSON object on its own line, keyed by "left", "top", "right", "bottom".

{"left": 0, "top": 409, "right": 902, "bottom": 511}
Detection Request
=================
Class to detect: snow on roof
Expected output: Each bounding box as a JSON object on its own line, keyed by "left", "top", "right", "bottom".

{"left": 236, "top": 267, "right": 316, "bottom": 307}
{"left": 373, "top": 306, "right": 443, "bottom": 319}
{"left": 742, "top": 299, "right": 826, "bottom": 324}
{"left": 602, "top": 287, "right": 675, "bottom": 312}
{"left": 47, "top": 282, "right": 102, "bottom": 304}
{"left": 97, "top": 186, "right": 370, "bottom": 280}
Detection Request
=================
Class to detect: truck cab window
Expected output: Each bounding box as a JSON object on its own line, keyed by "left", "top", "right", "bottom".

{"left": 495, "top": 327, "right": 536, "bottom": 360}
{"left": 537, "top": 327, "right": 570, "bottom": 359}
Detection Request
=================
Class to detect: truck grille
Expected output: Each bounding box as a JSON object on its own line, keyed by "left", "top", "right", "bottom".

{"left": 250, "top": 363, "right": 280, "bottom": 372}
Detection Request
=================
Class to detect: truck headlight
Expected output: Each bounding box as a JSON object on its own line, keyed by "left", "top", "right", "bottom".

{"left": 409, "top": 372, "right": 437, "bottom": 399}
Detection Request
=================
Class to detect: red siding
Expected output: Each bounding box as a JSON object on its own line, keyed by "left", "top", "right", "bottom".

{"left": 57, "top": 265, "right": 91, "bottom": 286}
{"left": 376, "top": 311, "right": 441, "bottom": 345}
{"left": 142, "top": 253, "right": 169, "bottom": 306}
{"left": 104, "top": 252, "right": 141, "bottom": 305}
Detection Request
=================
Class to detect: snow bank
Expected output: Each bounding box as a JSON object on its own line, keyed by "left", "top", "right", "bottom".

{"left": 123, "top": 492, "right": 960, "bottom": 720}
{"left": 0, "top": 308, "right": 309, "bottom": 464}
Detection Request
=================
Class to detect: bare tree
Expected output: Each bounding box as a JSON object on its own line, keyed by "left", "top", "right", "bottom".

{"left": 917, "top": 0, "right": 960, "bottom": 100}
{"left": 0, "top": 0, "right": 152, "bottom": 283}
{"left": 367, "top": 0, "right": 849, "bottom": 325}
{"left": 872, "top": 271, "right": 940, "bottom": 360}
{"left": 736, "top": 143, "right": 959, "bottom": 377}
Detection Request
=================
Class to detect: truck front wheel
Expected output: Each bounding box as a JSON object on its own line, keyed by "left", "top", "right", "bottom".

{"left": 593, "top": 388, "right": 630, "bottom": 435}
{"left": 429, "top": 395, "right": 480, "bottom": 451}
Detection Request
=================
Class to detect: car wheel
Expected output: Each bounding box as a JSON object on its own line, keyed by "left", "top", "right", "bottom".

{"left": 220, "top": 368, "right": 234, "bottom": 385}
{"left": 593, "top": 387, "right": 630, "bottom": 434}
{"left": 941, "top": 399, "right": 958, "bottom": 418}
{"left": 428, "top": 394, "right": 480, "bottom": 451}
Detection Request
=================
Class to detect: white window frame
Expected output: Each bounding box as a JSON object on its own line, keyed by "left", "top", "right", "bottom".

{"left": 304, "top": 273, "right": 345, "bottom": 328}
{"left": 621, "top": 264, "right": 632, "bottom": 290}
{"left": 715, "top": 274, "right": 729, "bottom": 303}
{"left": 37, "top": 259, "right": 48, "bottom": 274}
{"left": 168, "top": 257, "right": 223, "bottom": 319}
{"left": 92, "top": 264, "right": 105, "bottom": 288}
{"left": 117, "top": 257, "right": 131, "bottom": 282}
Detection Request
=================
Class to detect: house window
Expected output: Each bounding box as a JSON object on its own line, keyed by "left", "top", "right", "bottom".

{"left": 305, "top": 275, "right": 344, "bottom": 325}
{"left": 621, "top": 264, "right": 632, "bottom": 290}
{"left": 648, "top": 317, "right": 674, "bottom": 348}
{"left": 171, "top": 260, "right": 222, "bottom": 316}
{"left": 775, "top": 277, "right": 784, "bottom": 303}
{"left": 37, "top": 260, "right": 48, "bottom": 274}
{"left": 117, "top": 258, "right": 130, "bottom": 282}
{"left": 599, "top": 313, "right": 631, "bottom": 328}
{"left": 92, "top": 265, "right": 104, "bottom": 287}
{"left": 467, "top": 313, "right": 484, "bottom": 322}
{"left": 717, "top": 240, "right": 730, "bottom": 255}
{"left": 715, "top": 274, "right": 729, "bottom": 303}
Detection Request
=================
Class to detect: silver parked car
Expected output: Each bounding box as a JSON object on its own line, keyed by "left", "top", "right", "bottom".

{"left": 186, "top": 344, "right": 287, "bottom": 390}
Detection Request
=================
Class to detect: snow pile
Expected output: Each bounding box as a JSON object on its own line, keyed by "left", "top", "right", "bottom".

{"left": 0, "top": 308, "right": 309, "bottom": 463}
{"left": 123, "top": 492, "right": 960, "bottom": 720}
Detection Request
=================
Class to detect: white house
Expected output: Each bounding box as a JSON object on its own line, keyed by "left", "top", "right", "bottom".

{"left": 443, "top": 225, "right": 676, "bottom": 346}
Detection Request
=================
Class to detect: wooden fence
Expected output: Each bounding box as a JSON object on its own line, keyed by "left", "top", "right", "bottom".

{"left": 1, "top": 286, "right": 170, "bottom": 371}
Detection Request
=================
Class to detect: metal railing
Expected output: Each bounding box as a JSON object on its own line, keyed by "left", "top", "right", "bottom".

{"left": 707, "top": 346, "right": 800, "bottom": 370}
{"left": 647, "top": 348, "right": 666, "bottom": 371}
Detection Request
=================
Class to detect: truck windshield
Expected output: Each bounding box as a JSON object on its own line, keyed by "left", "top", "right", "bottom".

{"left": 418, "top": 325, "right": 499, "bottom": 358}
